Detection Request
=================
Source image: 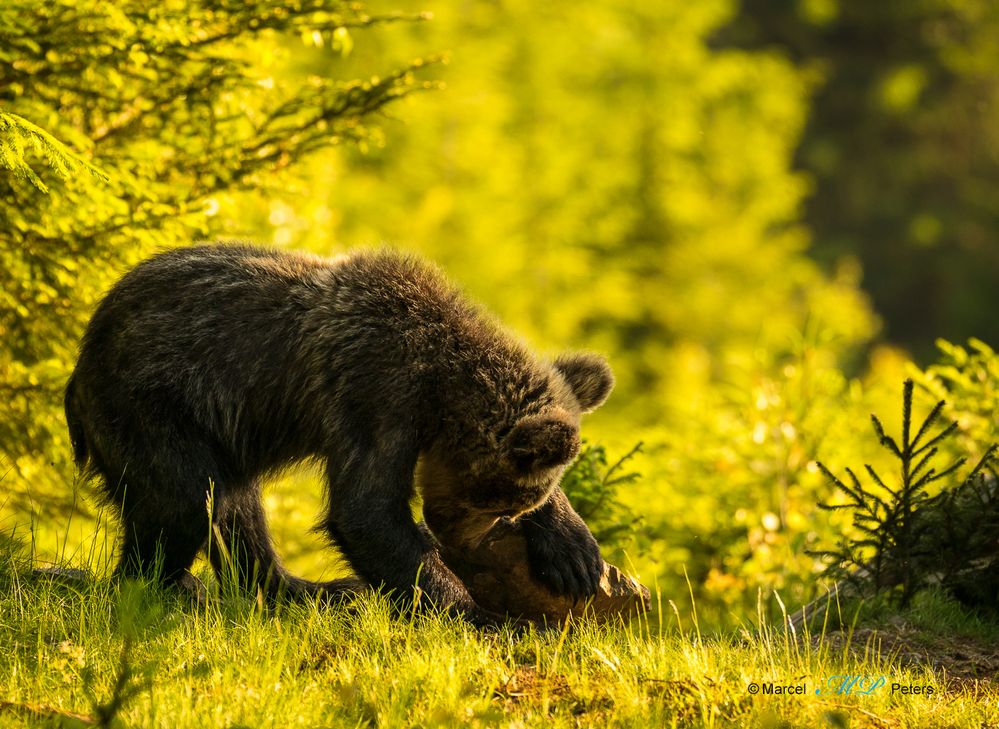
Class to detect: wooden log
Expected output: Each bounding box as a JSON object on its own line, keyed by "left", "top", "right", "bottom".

{"left": 427, "top": 512, "right": 650, "bottom": 624}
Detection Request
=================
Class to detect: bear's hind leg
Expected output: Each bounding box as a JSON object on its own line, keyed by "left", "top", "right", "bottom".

{"left": 97, "top": 426, "right": 225, "bottom": 591}
{"left": 115, "top": 484, "right": 209, "bottom": 589}
{"left": 209, "top": 482, "right": 363, "bottom": 602}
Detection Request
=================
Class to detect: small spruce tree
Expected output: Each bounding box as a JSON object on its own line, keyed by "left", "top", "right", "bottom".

{"left": 813, "top": 379, "right": 997, "bottom": 608}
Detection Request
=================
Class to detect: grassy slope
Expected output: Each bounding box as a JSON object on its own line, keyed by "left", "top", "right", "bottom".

{"left": 1, "top": 554, "right": 996, "bottom": 729}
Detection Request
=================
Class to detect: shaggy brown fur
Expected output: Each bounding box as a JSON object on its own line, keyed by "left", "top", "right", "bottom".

{"left": 65, "top": 244, "right": 614, "bottom": 621}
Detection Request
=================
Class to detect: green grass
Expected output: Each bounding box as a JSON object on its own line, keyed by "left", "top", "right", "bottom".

{"left": 1, "top": 545, "right": 996, "bottom": 729}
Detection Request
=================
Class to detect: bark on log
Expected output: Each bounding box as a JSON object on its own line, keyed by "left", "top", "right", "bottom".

{"left": 430, "top": 515, "right": 650, "bottom": 623}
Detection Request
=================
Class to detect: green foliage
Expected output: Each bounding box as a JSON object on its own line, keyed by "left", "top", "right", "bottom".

{"left": 559, "top": 442, "right": 646, "bottom": 558}
{"left": 0, "top": 0, "right": 432, "bottom": 520}
{"left": 814, "top": 378, "right": 998, "bottom": 608}
{"left": 0, "top": 111, "right": 107, "bottom": 193}
{"left": 922, "top": 465, "right": 999, "bottom": 607}
{"left": 618, "top": 337, "right": 907, "bottom": 628}
{"left": 914, "top": 338, "right": 999, "bottom": 460}
{"left": 722, "top": 0, "right": 999, "bottom": 355}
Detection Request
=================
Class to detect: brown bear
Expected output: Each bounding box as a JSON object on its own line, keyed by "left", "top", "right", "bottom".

{"left": 64, "top": 244, "right": 614, "bottom": 622}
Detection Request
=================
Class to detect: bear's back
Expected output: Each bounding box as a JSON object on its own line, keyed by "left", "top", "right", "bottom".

{"left": 80, "top": 243, "right": 537, "bottom": 412}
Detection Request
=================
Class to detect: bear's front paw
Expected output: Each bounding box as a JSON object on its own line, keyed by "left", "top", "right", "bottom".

{"left": 524, "top": 521, "right": 603, "bottom": 600}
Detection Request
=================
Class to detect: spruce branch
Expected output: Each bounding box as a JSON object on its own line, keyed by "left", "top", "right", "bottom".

{"left": 912, "top": 420, "right": 959, "bottom": 458}
{"left": 870, "top": 415, "right": 901, "bottom": 457}
{"left": 0, "top": 110, "right": 108, "bottom": 192}
{"left": 910, "top": 399, "right": 946, "bottom": 451}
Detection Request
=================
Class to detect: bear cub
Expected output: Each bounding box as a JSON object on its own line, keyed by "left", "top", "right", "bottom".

{"left": 65, "top": 244, "right": 614, "bottom": 622}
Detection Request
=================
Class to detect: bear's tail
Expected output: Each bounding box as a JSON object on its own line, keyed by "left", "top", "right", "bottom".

{"left": 64, "top": 372, "right": 89, "bottom": 469}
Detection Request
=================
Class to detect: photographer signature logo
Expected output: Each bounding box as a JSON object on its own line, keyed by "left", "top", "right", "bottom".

{"left": 746, "top": 676, "right": 935, "bottom": 696}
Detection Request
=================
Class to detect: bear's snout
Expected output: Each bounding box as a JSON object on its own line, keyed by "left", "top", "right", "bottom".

{"left": 505, "top": 413, "right": 580, "bottom": 475}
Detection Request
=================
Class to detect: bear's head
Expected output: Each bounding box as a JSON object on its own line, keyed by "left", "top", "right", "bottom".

{"left": 420, "top": 352, "right": 614, "bottom": 548}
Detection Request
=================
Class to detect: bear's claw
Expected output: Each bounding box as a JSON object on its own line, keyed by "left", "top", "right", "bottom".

{"left": 523, "top": 517, "right": 603, "bottom": 600}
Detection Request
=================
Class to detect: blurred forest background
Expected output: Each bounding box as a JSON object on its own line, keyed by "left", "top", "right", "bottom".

{"left": 1, "top": 0, "right": 996, "bottom": 629}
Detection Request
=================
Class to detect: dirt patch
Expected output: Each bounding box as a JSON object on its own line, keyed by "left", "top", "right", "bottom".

{"left": 493, "top": 665, "right": 613, "bottom": 722}
{"left": 817, "top": 617, "right": 999, "bottom": 684}
{"left": 493, "top": 665, "right": 573, "bottom": 706}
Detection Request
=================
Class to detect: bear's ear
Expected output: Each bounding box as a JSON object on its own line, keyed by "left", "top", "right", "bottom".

{"left": 555, "top": 352, "right": 614, "bottom": 413}
{"left": 505, "top": 414, "right": 580, "bottom": 474}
